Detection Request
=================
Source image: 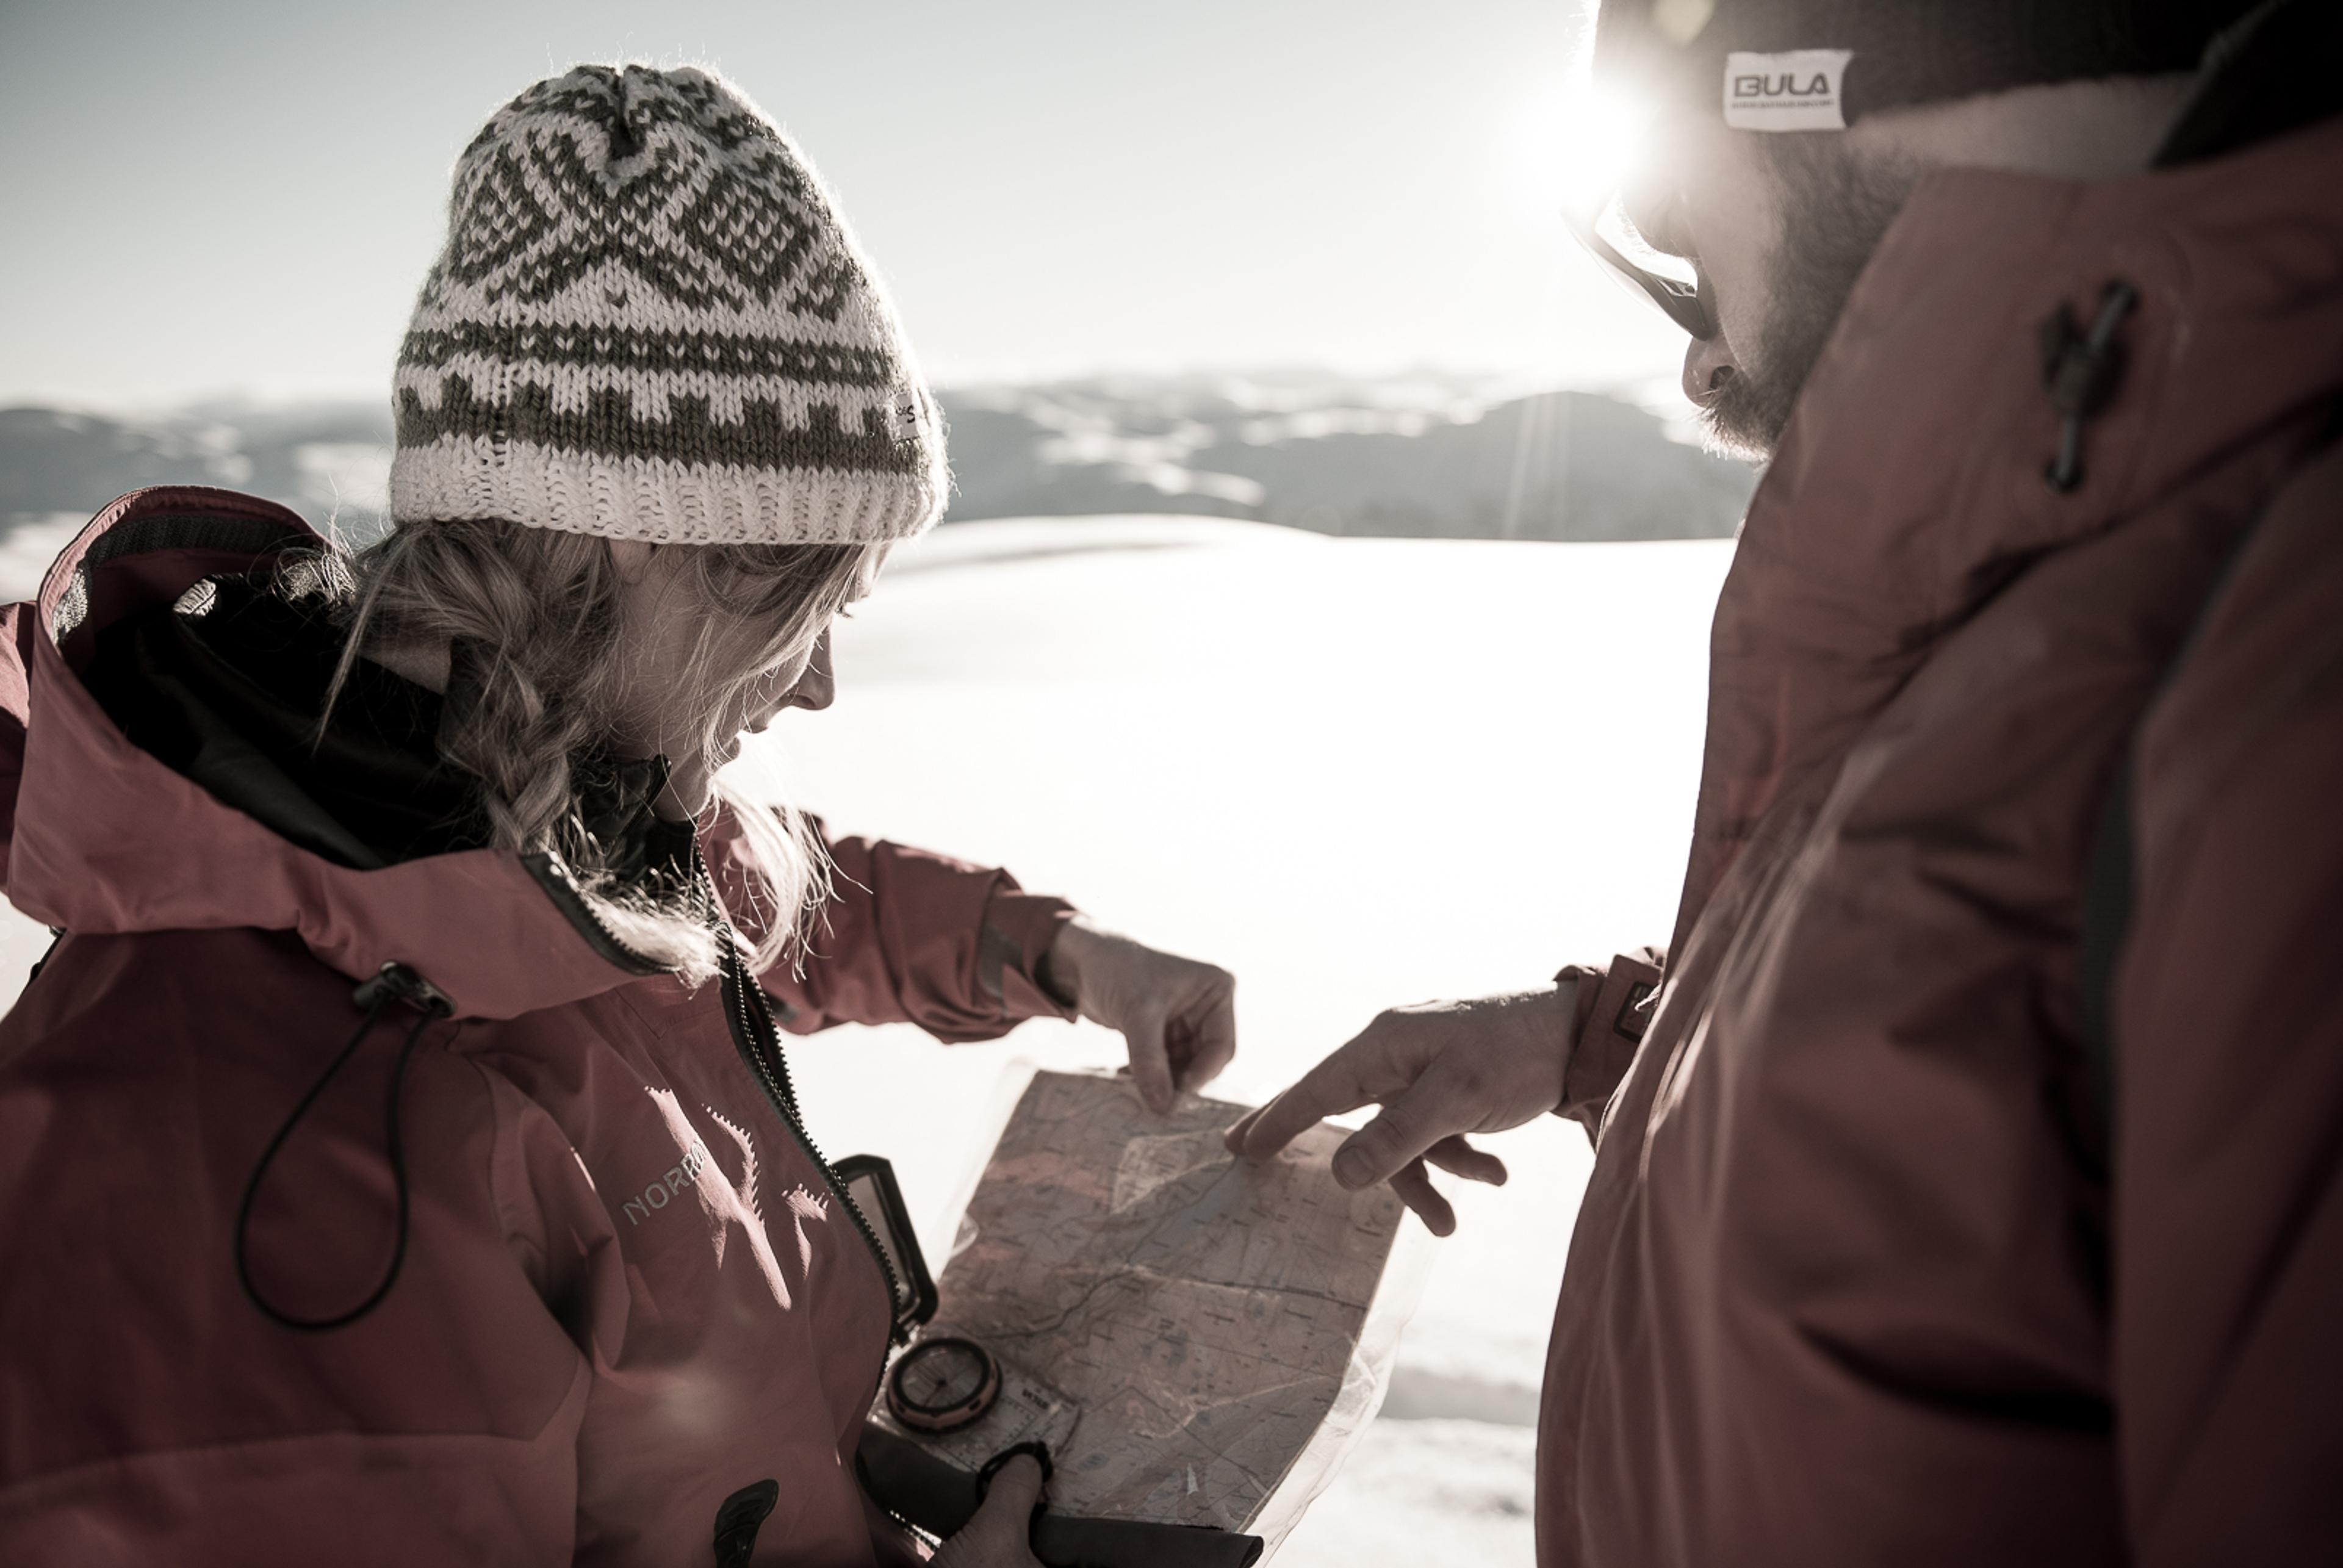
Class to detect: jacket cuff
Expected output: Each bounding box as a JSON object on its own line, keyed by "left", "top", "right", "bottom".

{"left": 979, "top": 890, "right": 1081, "bottom": 1024}
{"left": 1555, "top": 948, "right": 1666, "bottom": 1135}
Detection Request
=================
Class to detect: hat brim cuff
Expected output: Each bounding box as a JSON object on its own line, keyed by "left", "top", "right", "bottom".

{"left": 388, "top": 435, "right": 943, "bottom": 545}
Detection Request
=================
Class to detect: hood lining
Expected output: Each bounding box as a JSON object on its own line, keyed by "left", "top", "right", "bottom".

{"left": 52, "top": 513, "right": 301, "bottom": 643}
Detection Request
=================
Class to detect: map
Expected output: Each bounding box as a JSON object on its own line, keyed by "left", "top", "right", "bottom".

{"left": 898, "top": 1068, "right": 1406, "bottom": 1532}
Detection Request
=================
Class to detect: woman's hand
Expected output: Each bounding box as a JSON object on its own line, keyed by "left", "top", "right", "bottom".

{"left": 931, "top": 1455, "right": 1048, "bottom": 1568}
{"left": 1041, "top": 916, "right": 1237, "bottom": 1113}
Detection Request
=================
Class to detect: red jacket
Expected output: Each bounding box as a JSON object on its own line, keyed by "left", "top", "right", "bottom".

{"left": 0, "top": 488, "right": 1074, "bottom": 1566}
{"left": 1539, "top": 112, "right": 2343, "bottom": 1566}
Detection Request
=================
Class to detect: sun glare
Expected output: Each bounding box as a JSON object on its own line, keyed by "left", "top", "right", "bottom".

{"left": 1509, "top": 81, "right": 1655, "bottom": 223}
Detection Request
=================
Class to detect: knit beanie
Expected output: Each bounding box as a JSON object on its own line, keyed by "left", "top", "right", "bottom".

{"left": 1597, "top": 0, "right": 2266, "bottom": 132}
{"left": 389, "top": 65, "right": 946, "bottom": 545}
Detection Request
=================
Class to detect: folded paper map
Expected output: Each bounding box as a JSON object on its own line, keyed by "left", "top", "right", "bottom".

{"left": 878, "top": 1068, "right": 1409, "bottom": 1537}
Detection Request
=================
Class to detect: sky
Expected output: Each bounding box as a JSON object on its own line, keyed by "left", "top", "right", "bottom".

{"left": 0, "top": 0, "right": 1685, "bottom": 408}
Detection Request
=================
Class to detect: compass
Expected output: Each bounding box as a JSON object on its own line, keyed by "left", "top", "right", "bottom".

{"left": 885, "top": 1336, "right": 1002, "bottom": 1434}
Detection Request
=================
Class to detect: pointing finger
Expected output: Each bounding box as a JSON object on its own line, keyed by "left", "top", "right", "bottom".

{"left": 1123, "top": 1009, "right": 1175, "bottom": 1115}
{"left": 1230, "top": 1037, "right": 1389, "bottom": 1163}
{"left": 1330, "top": 1060, "right": 1480, "bottom": 1192}
{"left": 1174, "top": 985, "right": 1239, "bottom": 1093}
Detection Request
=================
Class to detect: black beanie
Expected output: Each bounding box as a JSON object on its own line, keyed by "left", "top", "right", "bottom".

{"left": 1595, "top": 0, "right": 2269, "bottom": 127}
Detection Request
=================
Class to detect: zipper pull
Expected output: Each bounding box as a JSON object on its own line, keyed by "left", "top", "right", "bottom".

{"left": 2040, "top": 279, "right": 2141, "bottom": 494}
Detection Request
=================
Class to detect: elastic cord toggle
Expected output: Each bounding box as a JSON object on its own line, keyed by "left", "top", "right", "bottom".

{"left": 234, "top": 962, "right": 453, "bottom": 1332}
{"left": 352, "top": 962, "right": 453, "bottom": 1018}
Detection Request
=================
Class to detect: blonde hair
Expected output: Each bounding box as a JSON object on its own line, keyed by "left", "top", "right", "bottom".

{"left": 309, "top": 519, "right": 876, "bottom": 985}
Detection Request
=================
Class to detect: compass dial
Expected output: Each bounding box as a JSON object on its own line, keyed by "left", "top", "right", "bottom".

{"left": 886, "top": 1336, "right": 1001, "bottom": 1434}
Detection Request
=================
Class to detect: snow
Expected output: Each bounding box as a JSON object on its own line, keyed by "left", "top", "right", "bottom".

{"left": 1281, "top": 1420, "right": 1542, "bottom": 1566}
{"left": 745, "top": 517, "right": 1731, "bottom": 1561}
{"left": 0, "top": 514, "right": 1736, "bottom": 1563}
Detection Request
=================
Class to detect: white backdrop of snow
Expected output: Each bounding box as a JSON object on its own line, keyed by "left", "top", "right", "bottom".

{"left": 0, "top": 516, "right": 1734, "bottom": 1563}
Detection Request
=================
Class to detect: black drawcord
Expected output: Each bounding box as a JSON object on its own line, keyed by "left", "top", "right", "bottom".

{"left": 234, "top": 963, "right": 452, "bottom": 1332}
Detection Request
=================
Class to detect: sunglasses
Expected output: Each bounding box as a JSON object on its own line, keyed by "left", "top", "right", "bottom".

{"left": 1566, "top": 194, "right": 1718, "bottom": 342}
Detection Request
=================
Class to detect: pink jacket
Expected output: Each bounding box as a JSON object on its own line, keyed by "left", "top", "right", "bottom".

{"left": 0, "top": 488, "right": 1074, "bottom": 1566}
{"left": 1539, "top": 115, "right": 2343, "bottom": 1564}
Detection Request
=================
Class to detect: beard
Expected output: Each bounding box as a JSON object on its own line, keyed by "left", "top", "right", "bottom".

{"left": 1702, "top": 139, "right": 1921, "bottom": 461}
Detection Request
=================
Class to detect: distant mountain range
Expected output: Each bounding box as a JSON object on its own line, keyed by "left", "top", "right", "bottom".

{"left": 946, "top": 375, "right": 1753, "bottom": 541}
{"left": 0, "top": 374, "right": 1754, "bottom": 558}
{"left": 0, "top": 400, "right": 397, "bottom": 547}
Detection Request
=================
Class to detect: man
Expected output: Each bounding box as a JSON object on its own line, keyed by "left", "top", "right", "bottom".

{"left": 1232, "top": 1, "right": 2343, "bottom": 1561}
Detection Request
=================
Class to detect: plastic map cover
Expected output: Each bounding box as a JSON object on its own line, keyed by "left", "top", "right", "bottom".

{"left": 891, "top": 1068, "right": 1414, "bottom": 1539}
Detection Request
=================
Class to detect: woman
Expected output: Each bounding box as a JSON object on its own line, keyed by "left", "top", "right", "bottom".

{"left": 0, "top": 65, "right": 1234, "bottom": 1566}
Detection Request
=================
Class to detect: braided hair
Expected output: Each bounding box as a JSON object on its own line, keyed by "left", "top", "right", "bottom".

{"left": 320, "top": 518, "right": 873, "bottom": 984}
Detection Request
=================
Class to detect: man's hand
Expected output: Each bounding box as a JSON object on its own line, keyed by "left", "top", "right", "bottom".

{"left": 1222, "top": 984, "right": 1580, "bottom": 1235}
{"left": 1042, "top": 916, "right": 1237, "bottom": 1114}
{"left": 930, "top": 1454, "right": 1046, "bottom": 1568}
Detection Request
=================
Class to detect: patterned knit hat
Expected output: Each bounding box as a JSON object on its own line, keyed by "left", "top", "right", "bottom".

{"left": 389, "top": 65, "right": 946, "bottom": 545}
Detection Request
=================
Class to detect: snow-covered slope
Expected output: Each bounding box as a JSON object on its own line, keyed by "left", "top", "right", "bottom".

{"left": 0, "top": 516, "right": 1736, "bottom": 1562}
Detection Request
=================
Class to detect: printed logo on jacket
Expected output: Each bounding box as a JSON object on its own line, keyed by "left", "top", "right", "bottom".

{"left": 637, "top": 1087, "right": 829, "bottom": 1310}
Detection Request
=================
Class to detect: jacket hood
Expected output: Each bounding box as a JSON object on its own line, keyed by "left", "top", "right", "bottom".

{"left": 1668, "top": 109, "right": 2343, "bottom": 958}
{"left": 0, "top": 486, "right": 656, "bottom": 1019}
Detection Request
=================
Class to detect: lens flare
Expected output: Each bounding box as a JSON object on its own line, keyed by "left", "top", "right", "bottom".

{"left": 1510, "top": 80, "right": 1657, "bottom": 223}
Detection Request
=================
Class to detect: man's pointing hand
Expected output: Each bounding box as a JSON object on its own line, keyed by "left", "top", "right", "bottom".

{"left": 1222, "top": 983, "right": 1580, "bottom": 1235}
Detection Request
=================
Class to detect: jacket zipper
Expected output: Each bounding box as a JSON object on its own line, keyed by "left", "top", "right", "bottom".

{"left": 716, "top": 940, "right": 933, "bottom": 1543}
{"left": 537, "top": 845, "right": 919, "bottom": 1537}
{"left": 716, "top": 937, "right": 909, "bottom": 1345}
{"left": 536, "top": 848, "right": 910, "bottom": 1345}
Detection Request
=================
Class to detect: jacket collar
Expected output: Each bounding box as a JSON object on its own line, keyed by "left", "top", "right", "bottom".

{"left": 1671, "top": 109, "right": 2343, "bottom": 954}
{"left": 2, "top": 486, "right": 660, "bottom": 1019}
{"left": 2156, "top": 0, "right": 2343, "bottom": 169}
